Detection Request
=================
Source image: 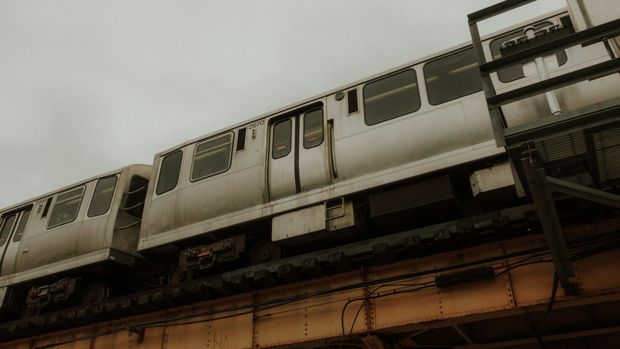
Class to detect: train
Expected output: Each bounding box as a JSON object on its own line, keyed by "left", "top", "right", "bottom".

{"left": 1, "top": 8, "right": 619, "bottom": 318}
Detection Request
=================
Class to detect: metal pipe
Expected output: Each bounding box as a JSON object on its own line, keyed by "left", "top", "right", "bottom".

{"left": 524, "top": 26, "right": 563, "bottom": 116}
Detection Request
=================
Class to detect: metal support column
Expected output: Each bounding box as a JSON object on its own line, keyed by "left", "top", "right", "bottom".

{"left": 521, "top": 158, "right": 579, "bottom": 295}
{"left": 467, "top": 0, "right": 620, "bottom": 296}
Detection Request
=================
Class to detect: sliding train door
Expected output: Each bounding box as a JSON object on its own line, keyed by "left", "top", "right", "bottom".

{"left": 268, "top": 104, "right": 331, "bottom": 201}
{"left": 0, "top": 207, "right": 31, "bottom": 275}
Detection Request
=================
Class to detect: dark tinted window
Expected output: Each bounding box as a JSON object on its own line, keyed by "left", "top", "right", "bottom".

{"left": 424, "top": 48, "right": 483, "bottom": 105}
{"left": 13, "top": 209, "right": 31, "bottom": 242}
{"left": 0, "top": 214, "right": 16, "bottom": 247}
{"left": 88, "top": 176, "right": 118, "bottom": 217}
{"left": 191, "top": 134, "right": 233, "bottom": 180}
{"left": 303, "top": 109, "right": 324, "bottom": 149}
{"left": 490, "top": 22, "right": 568, "bottom": 83}
{"left": 272, "top": 119, "right": 292, "bottom": 159}
{"left": 236, "top": 128, "right": 246, "bottom": 151}
{"left": 347, "top": 89, "right": 359, "bottom": 114}
{"left": 363, "top": 69, "right": 421, "bottom": 125}
{"left": 48, "top": 187, "right": 85, "bottom": 228}
{"left": 156, "top": 151, "right": 182, "bottom": 195}
{"left": 41, "top": 197, "right": 52, "bottom": 217}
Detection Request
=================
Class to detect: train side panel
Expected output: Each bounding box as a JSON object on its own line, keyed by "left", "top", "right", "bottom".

{"left": 138, "top": 10, "right": 620, "bottom": 253}
{"left": 0, "top": 165, "right": 150, "bottom": 288}
{"left": 332, "top": 66, "right": 494, "bottom": 184}
{"left": 142, "top": 124, "right": 268, "bottom": 247}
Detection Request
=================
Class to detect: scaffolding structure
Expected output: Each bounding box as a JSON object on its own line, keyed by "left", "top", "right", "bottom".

{"left": 468, "top": 0, "right": 620, "bottom": 295}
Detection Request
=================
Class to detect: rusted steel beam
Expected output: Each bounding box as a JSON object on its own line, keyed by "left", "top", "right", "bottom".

{"left": 2, "top": 228, "right": 620, "bottom": 349}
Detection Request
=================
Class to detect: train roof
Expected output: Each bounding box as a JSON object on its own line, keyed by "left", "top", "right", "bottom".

{"left": 0, "top": 164, "right": 151, "bottom": 214}
{"left": 153, "top": 8, "right": 567, "bottom": 158}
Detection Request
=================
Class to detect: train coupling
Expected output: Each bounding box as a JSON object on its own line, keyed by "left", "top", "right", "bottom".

{"left": 179, "top": 235, "right": 245, "bottom": 271}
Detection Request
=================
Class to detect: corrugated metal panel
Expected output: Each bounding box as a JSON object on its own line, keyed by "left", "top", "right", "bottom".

{"left": 534, "top": 126, "right": 620, "bottom": 186}
{"left": 536, "top": 131, "right": 586, "bottom": 163}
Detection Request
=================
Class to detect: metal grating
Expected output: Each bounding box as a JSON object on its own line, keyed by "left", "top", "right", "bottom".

{"left": 535, "top": 131, "right": 592, "bottom": 185}
{"left": 536, "top": 132, "right": 586, "bottom": 162}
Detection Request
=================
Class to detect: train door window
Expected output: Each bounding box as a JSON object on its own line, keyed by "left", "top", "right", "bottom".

{"left": 272, "top": 119, "right": 292, "bottom": 159}
{"left": 88, "top": 176, "right": 118, "bottom": 217}
{"left": 0, "top": 214, "right": 17, "bottom": 247}
{"left": 156, "top": 151, "right": 182, "bottom": 195}
{"left": 424, "top": 48, "right": 483, "bottom": 105}
{"left": 191, "top": 133, "right": 233, "bottom": 181}
{"left": 490, "top": 22, "right": 568, "bottom": 83}
{"left": 363, "top": 69, "right": 421, "bottom": 126}
{"left": 303, "top": 109, "right": 324, "bottom": 149}
{"left": 13, "top": 208, "right": 31, "bottom": 242}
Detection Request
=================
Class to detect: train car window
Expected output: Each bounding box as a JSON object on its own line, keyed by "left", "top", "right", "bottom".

{"left": 424, "top": 48, "right": 483, "bottom": 105}
{"left": 272, "top": 119, "right": 292, "bottom": 159}
{"left": 156, "top": 151, "right": 182, "bottom": 195}
{"left": 191, "top": 133, "right": 233, "bottom": 181}
{"left": 490, "top": 22, "right": 568, "bottom": 83}
{"left": 303, "top": 109, "right": 324, "bottom": 149}
{"left": 47, "top": 187, "right": 85, "bottom": 228}
{"left": 87, "top": 176, "right": 118, "bottom": 217}
{"left": 13, "top": 208, "right": 31, "bottom": 242}
{"left": 0, "top": 214, "right": 17, "bottom": 247}
{"left": 347, "top": 89, "right": 359, "bottom": 114}
{"left": 363, "top": 69, "right": 421, "bottom": 126}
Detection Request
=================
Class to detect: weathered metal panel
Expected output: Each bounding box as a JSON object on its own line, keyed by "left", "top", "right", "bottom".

{"left": 575, "top": 249, "right": 620, "bottom": 294}
{"left": 272, "top": 204, "right": 326, "bottom": 242}
{"left": 255, "top": 274, "right": 367, "bottom": 347}
{"left": 5, "top": 232, "right": 620, "bottom": 349}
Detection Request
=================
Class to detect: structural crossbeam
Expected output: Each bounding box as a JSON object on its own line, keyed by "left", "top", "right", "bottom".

{"left": 467, "top": 0, "right": 536, "bottom": 23}
{"left": 487, "top": 58, "right": 620, "bottom": 108}
{"left": 503, "top": 96, "right": 620, "bottom": 146}
{"left": 547, "top": 176, "right": 620, "bottom": 209}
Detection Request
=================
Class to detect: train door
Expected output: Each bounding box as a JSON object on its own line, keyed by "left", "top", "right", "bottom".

{"left": 268, "top": 105, "right": 331, "bottom": 201}
{"left": 0, "top": 207, "right": 31, "bottom": 275}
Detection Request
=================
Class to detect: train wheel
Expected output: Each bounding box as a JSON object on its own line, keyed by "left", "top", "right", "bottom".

{"left": 249, "top": 240, "right": 282, "bottom": 265}
{"left": 21, "top": 305, "right": 38, "bottom": 319}
{"left": 81, "top": 281, "right": 110, "bottom": 305}
{"left": 167, "top": 267, "right": 194, "bottom": 287}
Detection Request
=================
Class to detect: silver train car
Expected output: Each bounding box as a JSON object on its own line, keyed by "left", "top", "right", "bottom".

{"left": 0, "top": 165, "right": 150, "bottom": 316}
{"left": 138, "top": 10, "right": 620, "bottom": 271}
{"left": 0, "top": 8, "right": 619, "bottom": 316}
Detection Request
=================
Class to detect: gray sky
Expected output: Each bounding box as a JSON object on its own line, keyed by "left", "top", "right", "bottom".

{"left": 0, "top": 0, "right": 565, "bottom": 208}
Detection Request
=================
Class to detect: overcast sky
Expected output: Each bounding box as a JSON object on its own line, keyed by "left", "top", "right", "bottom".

{"left": 0, "top": 0, "right": 565, "bottom": 208}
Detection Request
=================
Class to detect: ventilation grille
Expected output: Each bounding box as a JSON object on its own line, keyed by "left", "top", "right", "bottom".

{"left": 533, "top": 125, "right": 620, "bottom": 187}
